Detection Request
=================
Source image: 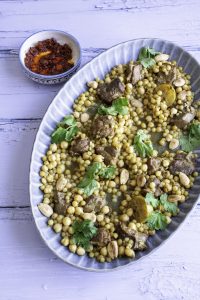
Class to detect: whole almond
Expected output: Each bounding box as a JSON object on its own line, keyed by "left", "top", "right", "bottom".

{"left": 120, "top": 169, "right": 129, "bottom": 184}
{"left": 56, "top": 177, "right": 67, "bottom": 191}
{"left": 107, "top": 241, "right": 118, "bottom": 259}
{"left": 38, "top": 203, "right": 53, "bottom": 217}
{"left": 155, "top": 53, "right": 169, "bottom": 62}
{"left": 179, "top": 172, "right": 190, "bottom": 187}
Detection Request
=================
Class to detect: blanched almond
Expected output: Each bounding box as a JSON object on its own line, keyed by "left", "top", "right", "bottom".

{"left": 56, "top": 177, "right": 67, "bottom": 191}
{"left": 168, "top": 195, "right": 182, "bottom": 203}
{"left": 120, "top": 169, "right": 129, "bottom": 184}
{"left": 38, "top": 203, "right": 53, "bottom": 217}
{"left": 130, "top": 99, "right": 143, "bottom": 108}
{"left": 155, "top": 53, "right": 169, "bottom": 62}
{"left": 169, "top": 138, "right": 179, "bottom": 150}
{"left": 173, "top": 78, "right": 185, "bottom": 87}
{"left": 107, "top": 241, "right": 118, "bottom": 259}
{"left": 82, "top": 212, "right": 96, "bottom": 223}
{"left": 136, "top": 174, "right": 146, "bottom": 187}
{"left": 178, "top": 90, "right": 187, "bottom": 101}
{"left": 80, "top": 113, "right": 89, "bottom": 123}
{"left": 87, "top": 81, "right": 98, "bottom": 89}
{"left": 179, "top": 172, "right": 190, "bottom": 187}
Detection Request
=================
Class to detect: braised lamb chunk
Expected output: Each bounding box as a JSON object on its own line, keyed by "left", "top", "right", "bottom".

{"left": 84, "top": 195, "right": 106, "bottom": 213}
{"left": 54, "top": 191, "right": 68, "bottom": 215}
{"left": 126, "top": 64, "right": 143, "bottom": 85}
{"left": 143, "top": 177, "right": 162, "bottom": 197}
{"left": 156, "top": 66, "right": 177, "bottom": 84}
{"left": 91, "top": 228, "right": 111, "bottom": 247}
{"left": 169, "top": 152, "right": 195, "bottom": 175}
{"left": 117, "top": 223, "right": 148, "bottom": 251}
{"left": 171, "top": 112, "right": 195, "bottom": 129}
{"left": 97, "top": 78, "right": 125, "bottom": 104}
{"left": 147, "top": 157, "right": 161, "bottom": 174}
{"left": 95, "top": 145, "right": 118, "bottom": 165}
{"left": 92, "top": 115, "right": 114, "bottom": 138}
{"left": 70, "top": 136, "right": 90, "bottom": 154}
{"left": 133, "top": 232, "right": 148, "bottom": 251}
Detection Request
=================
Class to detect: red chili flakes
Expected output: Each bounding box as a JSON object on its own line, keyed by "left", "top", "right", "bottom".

{"left": 24, "top": 38, "right": 74, "bottom": 75}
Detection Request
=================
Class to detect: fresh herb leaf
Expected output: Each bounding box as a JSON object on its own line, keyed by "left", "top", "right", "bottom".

{"left": 180, "top": 122, "right": 200, "bottom": 152}
{"left": 146, "top": 211, "right": 168, "bottom": 230}
{"left": 65, "top": 125, "right": 79, "bottom": 142}
{"left": 58, "top": 115, "right": 76, "bottom": 127}
{"left": 51, "top": 115, "right": 79, "bottom": 144}
{"left": 51, "top": 127, "right": 68, "bottom": 144}
{"left": 77, "top": 162, "right": 116, "bottom": 195}
{"left": 72, "top": 220, "right": 97, "bottom": 249}
{"left": 145, "top": 193, "right": 159, "bottom": 208}
{"left": 77, "top": 162, "right": 102, "bottom": 196}
{"left": 98, "top": 98, "right": 129, "bottom": 116}
{"left": 78, "top": 178, "right": 99, "bottom": 196}
{"left": 133, "top": 130, "right": 154, "bottom": 158}
{"left": 160, "top": 193, "right": 178, "bottom": 214}
{"left": 138, "top": 47, "right": 160, "bottom": 68}
{"left": 86, "top": 162, "right": 102, "bottom": 178}
{"left": 99, "top": 166, "right": 116, "bottom": 179}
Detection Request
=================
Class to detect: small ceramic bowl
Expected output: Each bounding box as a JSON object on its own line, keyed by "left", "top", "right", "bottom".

{"left": 19, "top": 30, "right": 81, "bottom": 84}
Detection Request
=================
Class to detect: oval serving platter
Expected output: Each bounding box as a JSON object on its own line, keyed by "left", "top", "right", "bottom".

{"left": 30, "top": 38, "right": 200, "bottom": 271}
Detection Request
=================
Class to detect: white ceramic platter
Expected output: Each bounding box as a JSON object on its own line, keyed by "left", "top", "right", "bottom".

{"left": 29, "top": 38, "right": 200, "bottom": 271}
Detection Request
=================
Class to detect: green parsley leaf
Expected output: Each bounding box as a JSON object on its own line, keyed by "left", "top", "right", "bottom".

{"left": 78, "top": 178, "right": 99, "bottom": 196}
{"left": 72, "top": 220, "right": 97, "bottom": 249}
{"left": 146, "top": 211, "right": 168, "bottom": 230}
{"left": 58, "top": 115, "right": 76, "bottom": 127}
{"left": 160, "top": 193, "right": 178, "bottom": 214}
{"left": 51, "top": 127, "right": 68, "bottom": 144}
{"left": 86, "top": 162, "right": 102, "bottom": 178}
{"left": 77, "top": 162, "right": 102, "bottom": 196}
{"left": 145, "top": 193, "right": 159, "bottom": 208}
{"left": 51, "top": 115, "right": 79, "bottom": 144}
{"left": 64, "top": 126, "right": 79, "bottom": 142}
{"left": 99, "top": 166, "right": 116, "bottom": 179}
{"left": 180, "top": 122, "right": 200, "bottom": 152}
{"left": 98, "top": 98, "right": 129, "bottom": 116}
{"left": 133, "top": 130, "right": 154, "bottom": 158}
{"left": 138, "top": 47, "right": 160, "bottom": 68}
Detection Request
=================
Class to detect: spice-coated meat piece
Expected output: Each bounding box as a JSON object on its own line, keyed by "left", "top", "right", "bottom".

{"left": 147, "top": 157, "right": 161, "bottom": 174}
{"left": 117, "top": 223, "right": 148, "bottom": 250}
{"left": 91, "top": 228, "right": 111, "bottom": 247}
{"left": 169, "top": 152, "right": 195, "bottom": 175}
{"left": 54, "top": 191, "right": 69, "bottom": 215}
{"left": 92, "top": 115, "right": 114, "bottom": 138}
{"left": 156, "top": 66, "right": 177, "bottom": 84}
{"left": 84, "top": 195, "right": 106, "bottom": 213}
{"left": 171, "top": 112, "right": 195, "bottom": 129}
{"left": 142, "top": 177, "right": 162, "bottom": 197}
{"left": 126, "top": 64, "right": 143, "bottom": 85}
{"left": 95, "top": 145, "right": 118, "bottom": 165}
{"left": 97, "top": 78, "right": 125, "bottom": 104}
{"left": 70, "top": 137, "right": 90, "bottom": 154}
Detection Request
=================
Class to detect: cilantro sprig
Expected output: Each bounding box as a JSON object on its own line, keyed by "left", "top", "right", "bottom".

{"left": 138, "top": 47, "right": 160, "bottom": 68}
{"left": 51, "top": 115, "right": 79, "bottom": 144}
{"left": 145, "top": 192, "right": 178, "bottom": 215}
{"left": 133, "top": 130, "right": 154, "bottom": 158}
{"left": 72, "top": 220, "right": 97, "bottom": 249}
{"left": 146, "top": 211, "right": 168, "bottom": 230}
{"left": 99, "top": 165, "right": 116, "bottom": 179}
{"left": 78, "top": 163, "right": 116, "bottom": 196}
{"left": 160, "top": 194, "right": 178, "bottom": 215}
{"left": 145, "top": 193, "right": 159, "bottom": 208}
{"left": 180, "top": 122, "right": 200, "bottom": 152}
{"left": 145, "top": 193, "right": 178, "bottom": 230}
{"left": 98, "top": 98, "right": 129, "bottom": 116}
